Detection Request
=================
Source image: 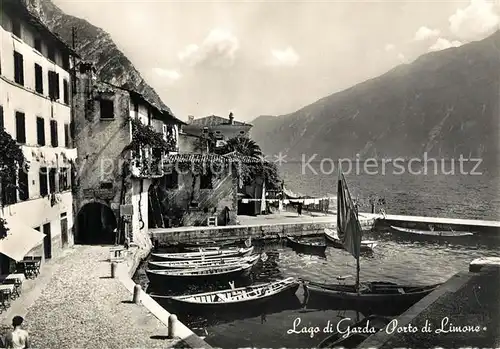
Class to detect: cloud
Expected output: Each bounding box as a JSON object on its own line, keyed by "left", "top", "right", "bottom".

{"left": 397, "top": 53, "right": 406, "bottom": 62}
{"left": 414, "top": 26, "right": 441, "bottom": 41}
{"left": 384, "top": 43, "right": 395, "bottom": 51}
{"left": 428, "top": 38, "right": 463, "bottom": 51}
{"left": 178, "top": 28, "right": 239, "bottom": 68}
{"left": 270, "top": 46, "right": 300, "bottom": 67}
{"left": 449, "top": 0, "right": 500, "bottom": 40}
{"left": 152, "top": 68, "right": 182, "bottom": 83}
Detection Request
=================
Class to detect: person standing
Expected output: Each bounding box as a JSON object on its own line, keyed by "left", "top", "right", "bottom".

{"left": 4, "top": 316, "right": 29, "bottom": 348}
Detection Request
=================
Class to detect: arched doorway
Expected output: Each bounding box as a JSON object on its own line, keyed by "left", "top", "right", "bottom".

{"left": 76, "top": 202, "right": 117, "bottom": 244}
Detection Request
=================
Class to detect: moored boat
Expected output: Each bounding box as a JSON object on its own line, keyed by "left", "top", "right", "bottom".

{"left": 390, "top": 225, "right": 474, "bottom": 237}
{"left": 148, "top": 254, "right": 261, "bottom": 269}
{"left": 286, "top": 236, "right": 327, "bottom": 253}
{"left": 146, "top": 263, "right": 254, "bottom": 284}
{"left": 303, "top": 280, "right": 441, "bottom": 312}
{"left": 318, "top": 314, "right": 392, "bottom": 348}
{"left": 324, "top": 228, "right": 377, "bottom": 252}
{"left": 151, "top": 277, "right": 300, "bottom": 310}
{"left": 151, "top": 246, "right": 254, "bottom": 261}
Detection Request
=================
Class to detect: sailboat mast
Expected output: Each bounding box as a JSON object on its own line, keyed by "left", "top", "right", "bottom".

{"left": 355, "top": 209, "right": 360, "bottom": 295}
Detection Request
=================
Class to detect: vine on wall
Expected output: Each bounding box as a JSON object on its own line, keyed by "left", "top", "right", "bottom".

{"left": 0, "top": 129, "right": 28, "bottom": 239}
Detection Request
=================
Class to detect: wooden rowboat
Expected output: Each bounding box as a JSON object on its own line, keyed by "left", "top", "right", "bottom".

{"left": 318, "top": 314, "right": 392, "bottom": 348}
{"left": 390, "top": 225, "right": 474, "bottom": 237}
{"left": 151, "top": 277, "right": 300, "bottom": 310}
{"left": 304, "top": 280, "right": 440, "bottom": 312}
{"left": 286, "top": 236, "right": 327, "bottom": 254}
{"left": 146, "top": 263, "right": 254, "bottom": 285}
{"left": 324, "top": 228, "right": 377, "bottom": 252}
{"left": 147, "top": 254, "right": 261, "bottom": 270}
{"left": 151, "top": 246, "right": 254, "bottom": 261}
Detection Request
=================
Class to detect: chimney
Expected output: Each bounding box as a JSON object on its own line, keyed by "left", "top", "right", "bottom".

{"left": 188, "top": 115, "right": 194, "bottom": 124}
{"left": 228, "top": 112, "right": 234, "bottom": 125}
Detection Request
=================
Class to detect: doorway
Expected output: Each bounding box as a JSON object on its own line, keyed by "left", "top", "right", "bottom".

{"left": 76, "top": 202, "right": 117, "bottom": 244}
{"left": 61, "top": 217, "right": 68, "bottom": 248}
{"left": 43, "top": 223, "right": 52, "bottom": 259}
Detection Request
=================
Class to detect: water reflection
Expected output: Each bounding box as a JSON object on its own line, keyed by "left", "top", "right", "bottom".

{"left": 137, "top": 226, "right": 500, "bottom": 348}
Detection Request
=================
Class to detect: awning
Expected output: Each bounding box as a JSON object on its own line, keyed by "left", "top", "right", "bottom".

{"left": 0, "top": 216, "right": 46, "bottom": 262}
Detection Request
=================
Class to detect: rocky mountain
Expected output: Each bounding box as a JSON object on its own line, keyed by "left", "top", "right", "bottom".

{"left": 250, "top": 31, "right": 500, "bottom": 163}
{"left": 23, "top": 0, "right": 170, "bottom": 113}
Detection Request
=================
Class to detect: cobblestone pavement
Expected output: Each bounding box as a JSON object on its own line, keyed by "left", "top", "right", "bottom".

{"left": 15, "top": 245, "right": 180, "bottom": 349}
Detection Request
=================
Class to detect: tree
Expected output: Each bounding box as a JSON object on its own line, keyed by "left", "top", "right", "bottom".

{"left": 216, "top": 136, "right": 282, "bottom": 191}
{"left": 0, "top": 129, "right": 27, "bottom": 239}
{"left": 216, "top": 137, "right": 263, "bottom": 158}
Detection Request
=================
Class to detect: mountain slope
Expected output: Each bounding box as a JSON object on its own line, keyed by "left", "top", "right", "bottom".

{"left": 27, "top": 0, "right": 170, "bottom": 113}
{"left": 250, "top": 31, "right": 500, "bottom": 162}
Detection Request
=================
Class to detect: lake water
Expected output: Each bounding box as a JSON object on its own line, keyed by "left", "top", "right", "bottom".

{"left": 134, "top": 160, "right": 500, "bottom": 348}
{"left": 278, "top": 161, "right": 500, "bottom": 221}
{"left": 136, "top": 227, "right": 500, "bottom": 348}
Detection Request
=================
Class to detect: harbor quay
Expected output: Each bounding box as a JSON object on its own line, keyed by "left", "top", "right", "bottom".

{"left": 0, "top": 244, "right": 212, "bottom": 349}
{"left": 357, "top": 258, "right": 500, "bottom": 349}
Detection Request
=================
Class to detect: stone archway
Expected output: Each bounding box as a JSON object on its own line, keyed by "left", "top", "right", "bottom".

{"left": 76, "top": 202, "right": 117, "bottom": 245}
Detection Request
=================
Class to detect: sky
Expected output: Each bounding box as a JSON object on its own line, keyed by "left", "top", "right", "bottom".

{"left": 52, "top": 0, "right": 500, "bottom": 122}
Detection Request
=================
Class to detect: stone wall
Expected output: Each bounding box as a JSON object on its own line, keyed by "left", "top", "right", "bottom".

{"left": 154, "top": 168, "right": 238, "bottom": 227}
{"left": 151, "top": 221, "right": 336, "bottom": 245}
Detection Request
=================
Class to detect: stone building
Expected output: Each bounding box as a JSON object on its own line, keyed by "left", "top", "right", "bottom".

{"left": 182, "top": 112, "right": 253, "bottom": 149}
{"left": 0, "top": 0, "right": 79, "bottom": 273}
{"left": 72, "top": 62, "right": 183, "bottom": 245}
{"left": 149, "top": 153, "right": 261, "bottom": 228}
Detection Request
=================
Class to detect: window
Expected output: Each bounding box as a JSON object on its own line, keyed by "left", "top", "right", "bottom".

{"left": 100, "top": 100, "right": 114, "bottom": 119}
{"left": 18, "top": 168, "right": 29, "bottom": 201}
{"left": 48, "top": 71, "right": 59, "bottom": 100}
{"left": 200, "top": 170, "right": 212, "bottom": 189}
{"left": 62, "top": 53, "right": 70, "bottom": 71}
{"left": 36, "top": 117, "right": 45, "bottom": 146}
{"left": 134, "top": 101, "right": 139, "bottom": 118}
{"left": 35, "top": 63, "right": 43, "bottom": 94}
{"left": 12, "top": 19, "right": 21, "bottom": 38}
{"left": 164, "top": 169, "right": 178, "bottom": 189}
{"left": 64, "top": 124, "right": 70, "bottom": 148}
{"left": 14, "top": 51, "right": 24, "bottom": 86}
{"left": 50, "top": 120, "right": 58, "bottom": 147}
{"left": 239, "top": 130, "right": 245, "bottom": 135}
{"left": 59, "top": 168, "right": 70, "bottom": 191}
{"left": 34, "top": 38, "right": 42, "bottom": 52}
{"left": 100, "top": 182, "right": 113, "bottom": 189}
{"left": 1, "top": 176, "right": 17, "bottom": 205}
{"left": 49, "top": 168, "right": 56, "bottom": 193}
{"left": 63, "top": 79, "right": 69, "bottom": 104}
{"left": 15, "top": 112, "right": 26, "bottom": 144}
{"left": 47, "top": 45, "right": 55, "bottom": 62}
{"left": 39, "top": 167, "right": 48, "bottom": 197}
{"left": 0, "top": 106, "right": 3, "bottom": 130}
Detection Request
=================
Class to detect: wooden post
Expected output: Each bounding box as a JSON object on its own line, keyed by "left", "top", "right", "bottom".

{"left": 133, "top": 284, "right": 141, "bottom": 304}
{"left": 168, "top": 314, "right": 177, "bottom": 338}
{"left": 111, "top": 262, "right": 117, "bottom": 278}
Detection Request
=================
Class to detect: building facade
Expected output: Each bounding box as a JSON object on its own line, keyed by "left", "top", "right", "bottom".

{"left": 72, "top": 63, "right": 183, "bottom": 246}
{"left": 182, "top": 113, "right": 253, "bottom": 148}
{"left": 0, "top": 1, "right": 78, "bottom": 273}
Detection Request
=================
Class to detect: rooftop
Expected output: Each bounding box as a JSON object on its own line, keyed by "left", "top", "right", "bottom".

{"left": 2, "top": 0, "right": 79, "bottom": 58}
{"left": 189, "top": 115, "right": 252, "bottom": 127}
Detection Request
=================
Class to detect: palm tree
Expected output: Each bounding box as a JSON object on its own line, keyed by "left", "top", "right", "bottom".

{"left": 218, "top": 137, "right": 263, "bottom": 158}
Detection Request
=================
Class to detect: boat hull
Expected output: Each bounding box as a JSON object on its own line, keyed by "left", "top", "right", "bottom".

{"left": 304, "top": 281, "right": 440, "bottom": 315}
{"left": 286, "top": 237, "right": 327, "bottom": 253}
{"left": 324, "top": 230, "right": 376, "bottom": 252}
{"left": 146, "top": 265, "right": 253, "bottom": 285}
{"left": 148, "top": 254, "right": 260, "bottom": 269}
{"left": 151, "top": 247, "right": 253, "bottom": 261}
{"left": 390, "top": 225, "right": 474, "bottom": 238}
{"left": 166, "top": 282, "right": 300, "bottom": 312}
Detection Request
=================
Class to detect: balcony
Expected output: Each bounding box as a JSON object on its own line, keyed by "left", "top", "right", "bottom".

{"left": 129, "top": 152, "right": 164, "bottom": 179}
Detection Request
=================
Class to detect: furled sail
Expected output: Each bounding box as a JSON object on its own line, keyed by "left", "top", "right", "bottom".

{"left": 336, "top": 167, "right": 362, "bottom": 260}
